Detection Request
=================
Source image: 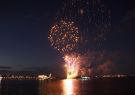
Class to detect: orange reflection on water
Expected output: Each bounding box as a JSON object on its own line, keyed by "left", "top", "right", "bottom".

{"left": 63, "top": 79, "right": 74, "bottom": 95}
{"left": 38, "top": 79, "right": 79, "bottom": 95}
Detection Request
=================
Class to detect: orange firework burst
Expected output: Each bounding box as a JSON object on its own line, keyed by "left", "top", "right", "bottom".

{"left": 64, "top": 53, "right": 81, "bottom": 79}
{"left": 48, "top": 19, "right": 79, "bottom": 54}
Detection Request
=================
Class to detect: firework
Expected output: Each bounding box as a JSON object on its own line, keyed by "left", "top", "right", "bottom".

{"left": 64, "top": 53, "right": 81, "bottom": 78}
{"left": 48, "top": 20, "right": 79, "bottom": 54}
{"left": 55, "top": 0, "right": 111, "bottom": 51}
{"left": 48, "top": 0, "right": 111, "bottom": 78}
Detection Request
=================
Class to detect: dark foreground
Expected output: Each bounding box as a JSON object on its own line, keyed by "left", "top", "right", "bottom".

{"left": 0, "top": 77, "right": 135, "bottom": 95}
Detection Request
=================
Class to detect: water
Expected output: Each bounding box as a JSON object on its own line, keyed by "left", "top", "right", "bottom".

{"left": 0, "top": 77, "right": 135, "bottom": 95}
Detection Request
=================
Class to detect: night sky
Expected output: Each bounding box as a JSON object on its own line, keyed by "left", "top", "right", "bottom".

{"left": 0, "top": 0, "right": 135, "bottom": 76}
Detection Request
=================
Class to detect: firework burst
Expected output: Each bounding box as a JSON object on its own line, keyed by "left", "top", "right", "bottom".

{"left": 55, "top": 0, "right": 111, "bottom": 51}
{"left": 48, "top": 19, "right": 79, "bottom": 54}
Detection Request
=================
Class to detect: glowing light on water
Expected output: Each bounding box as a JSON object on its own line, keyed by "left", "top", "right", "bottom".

{"left": 63, "top": 79, "right": 73, "bottom": 95}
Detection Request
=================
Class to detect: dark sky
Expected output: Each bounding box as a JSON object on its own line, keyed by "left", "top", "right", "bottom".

{"left": 0, "top": 0, "right": 135, "bottom": 75}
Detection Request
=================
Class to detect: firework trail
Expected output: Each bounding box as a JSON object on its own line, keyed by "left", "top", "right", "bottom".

{"left": 64, "top": 53, "right": 81, "bottom": 78}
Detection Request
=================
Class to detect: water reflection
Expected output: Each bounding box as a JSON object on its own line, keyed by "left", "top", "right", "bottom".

{"left": 38, "top": 79, "right": 79, "bottom": 95}
{"left": 39, "top": 80, "right": 63, "bottom": 95}
{"left": 0, "top": 79, "right": 91, "bottom": 95}
{"left": 0, "top": 78, "right": 133, "bottom": 95}
{"left": 63, "top": 79, "right": 73, "bottom": 95}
